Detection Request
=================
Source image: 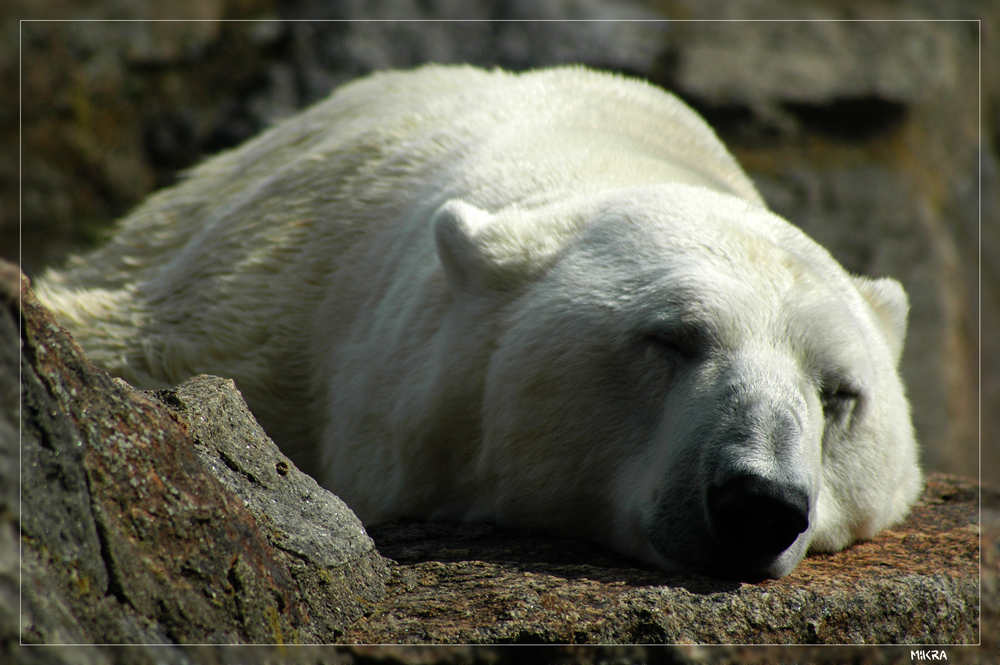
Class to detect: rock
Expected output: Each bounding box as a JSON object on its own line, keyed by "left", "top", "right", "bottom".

{"left": 348, "top": 475, "right": 983, "bottom": 645}
{"left": 152, "top": 375, "right": 388, "bottom": 635}
{"left": 4, "top": 260, "right": 388, "bottom": 652}
{"left": 669, "top": 20, "right": 962, "bottom": 106}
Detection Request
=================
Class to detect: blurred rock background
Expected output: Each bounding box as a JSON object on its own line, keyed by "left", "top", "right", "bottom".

{"left": 4, "top": 0, "right": 996, "bottom": 488}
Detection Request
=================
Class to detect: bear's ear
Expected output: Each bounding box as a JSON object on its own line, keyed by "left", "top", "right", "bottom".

{"left": 853, "top": 276, "right": 909, "bottom": 366}
{"left": 433, "top": 199, "right": 503, "bottom": 296}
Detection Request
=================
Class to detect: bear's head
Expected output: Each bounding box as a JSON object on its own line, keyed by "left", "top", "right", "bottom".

{"left": 433, "top": 184, "right": 922, "bottom": 580}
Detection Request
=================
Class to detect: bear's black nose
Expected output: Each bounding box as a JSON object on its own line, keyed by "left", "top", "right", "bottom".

{"left": 707, "top": 474, "right": 810, "bottom": 559}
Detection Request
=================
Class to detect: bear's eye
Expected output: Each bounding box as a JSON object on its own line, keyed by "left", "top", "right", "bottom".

{"left": 642, "top": 326, "right": 707, "bottom": 360}
{"left": 821, "top": 382, "right": 860, "bottom": 421}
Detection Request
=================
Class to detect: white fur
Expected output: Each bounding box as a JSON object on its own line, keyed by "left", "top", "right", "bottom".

{"left": 36, "top": 65, "right": 922, "bottom": 578}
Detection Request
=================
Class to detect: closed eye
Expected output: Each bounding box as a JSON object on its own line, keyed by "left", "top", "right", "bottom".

{"left": 642, "top": 324, "right": 710, "bottom": 360}
{"left": 821, "top": 381, "right": 860, "bottom": 421}
{"left": 644, "top": 331, "right": 691, "bottom": 358}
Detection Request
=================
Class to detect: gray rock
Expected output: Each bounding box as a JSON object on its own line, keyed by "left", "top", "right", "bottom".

{"left": 4, "top": 261, "right": 388, "bottom": 656}
{"left": 149, "top": 375, "right": 390, "bottom": 638}
{"left": 348, "top": 474, "right": 983, "bottom": 645}
{"left": 159, "top": 376, "right": 376, "bottom": 570}
{"left": 671, "top": 20, "right": 963, "bottom": 106}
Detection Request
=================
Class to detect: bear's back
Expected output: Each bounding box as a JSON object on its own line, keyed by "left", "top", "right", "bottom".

{"left": 35, "top": 66, "right": 768, "bottom": 460}
{"left": 45, "top": 65, "right": 760, "bottom": 293}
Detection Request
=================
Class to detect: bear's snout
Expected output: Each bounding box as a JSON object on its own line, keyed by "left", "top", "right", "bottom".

{"left": 707, "top": 474, "right": 810, "bottom": 564}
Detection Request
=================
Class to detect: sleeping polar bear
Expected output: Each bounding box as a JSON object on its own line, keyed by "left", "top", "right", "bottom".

{"left": 36, "top": 65, "right": 922, "bottom": 580}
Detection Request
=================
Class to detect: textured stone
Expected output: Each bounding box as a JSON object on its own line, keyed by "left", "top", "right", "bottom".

{"left": 151, "top": 375, "right": 388, "bottom": 637}
{"left": 4, "top": 261, "right": 388, "bottom": 652}
{"left": 344, "top": 475, "right": 981, "bottom": 645}
{"left": 671, "top": 20, "right": 962, "bottom": 105}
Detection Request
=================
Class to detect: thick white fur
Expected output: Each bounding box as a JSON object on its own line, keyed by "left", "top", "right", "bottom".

{"left": 37, "top": 65, "right": 922, "bottom": 578}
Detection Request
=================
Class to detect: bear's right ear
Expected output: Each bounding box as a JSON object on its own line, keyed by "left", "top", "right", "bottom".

{"left": 433, "top": 199, "right": 502, "bottom": 296}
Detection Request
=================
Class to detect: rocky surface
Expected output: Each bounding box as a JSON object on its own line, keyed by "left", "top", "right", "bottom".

{"left": 6, "top": 260, "right": 388, "bottom": 652}
{"left": 3, "top": 259, "right": 996, "bottom": 662}
{"left": 354, "top": 476, "right": 984, "bottom": 645}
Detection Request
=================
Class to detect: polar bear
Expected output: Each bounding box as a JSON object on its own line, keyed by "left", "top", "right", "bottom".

{"left": 36, "top": 65, "right": 922, "bottom": 579}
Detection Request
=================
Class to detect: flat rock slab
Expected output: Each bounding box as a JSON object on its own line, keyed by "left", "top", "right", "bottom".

{"left": 351, "top": 473, "right": 981, "bottom": 644}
